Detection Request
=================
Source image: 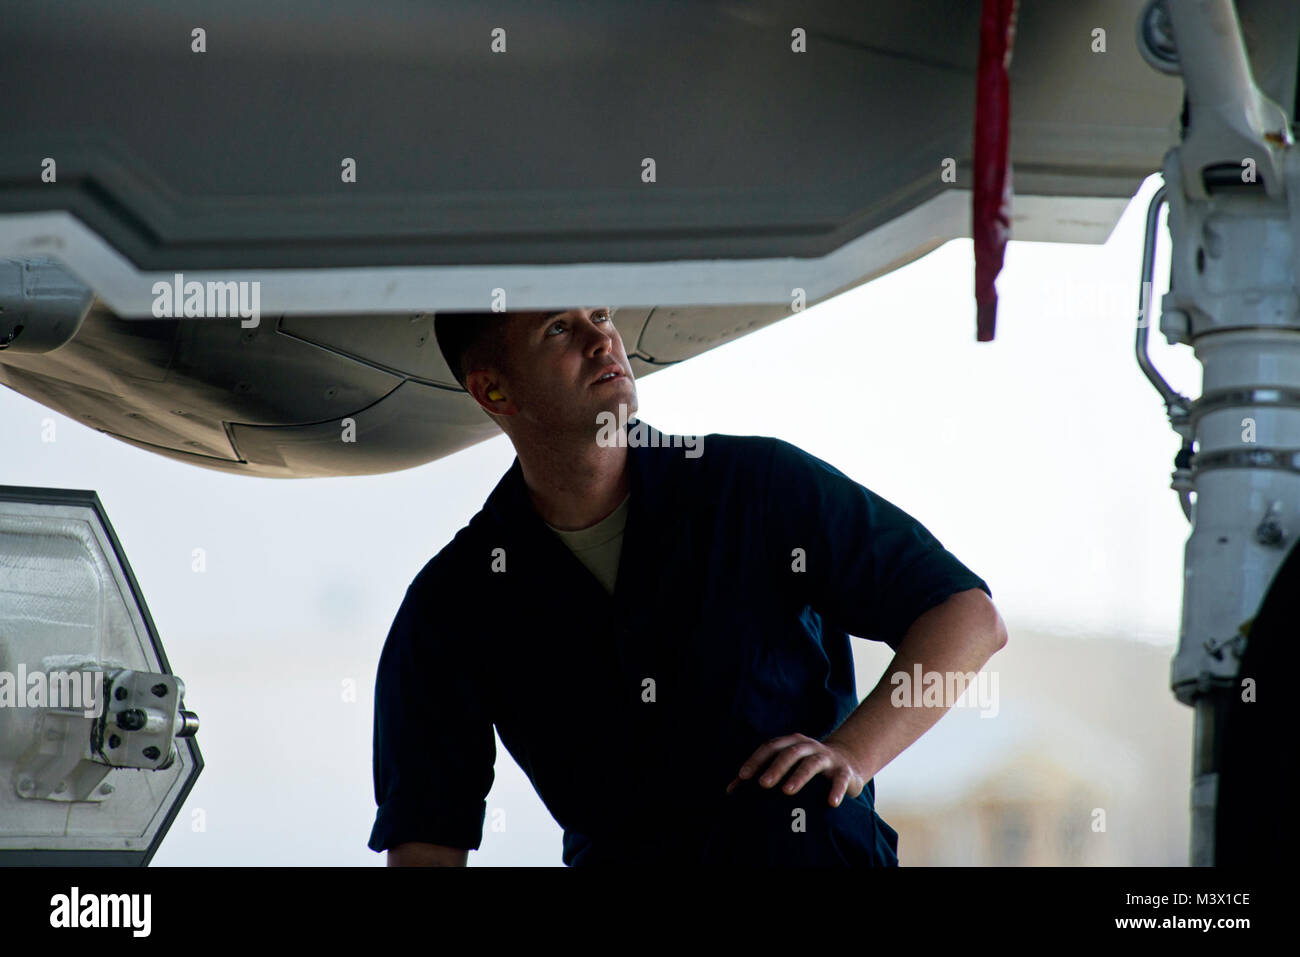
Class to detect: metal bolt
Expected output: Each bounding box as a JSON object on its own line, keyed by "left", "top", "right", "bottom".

{"left": 143, "top": 746, "right": 161, "bottom": 760}
{"left": 1256, "top": 520, "right": 1284, "bottom": 547}
{"left": 1160, "top": 308, "right": 1190, "bottom": 346}
{"left": 151, "top": 683, "right": 168, "bottom": 698}
{"left": 114, "top": 686, "right": 128, "bottom": 701}
{"left": 99, "top": 784, "right": 114, "bottom": 796}
{"left": 115, "top": 709, "right": 147, "bottom": 731}
{"left": 108, "top": 734, "right": 121, "bottom": 749}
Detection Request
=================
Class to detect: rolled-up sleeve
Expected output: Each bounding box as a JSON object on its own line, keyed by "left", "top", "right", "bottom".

{"left": 764, "top": 438, "right": 991, "bottom": 651}
{"left": 368, "top": 571, "right": 496, "bottom": 852}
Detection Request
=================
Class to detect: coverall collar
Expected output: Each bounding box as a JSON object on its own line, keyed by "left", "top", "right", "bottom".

{"left": 483, "top": 416, "right": 666, "bottom": 532}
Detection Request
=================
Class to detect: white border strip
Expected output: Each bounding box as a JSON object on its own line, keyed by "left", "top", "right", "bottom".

{"left": 0, "top": 192, "right": 1127, "bottom": 316}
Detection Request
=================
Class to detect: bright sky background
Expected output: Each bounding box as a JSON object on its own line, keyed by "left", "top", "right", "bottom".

{"left": 0, "top": 173, "right": 1198, "bottom": 865}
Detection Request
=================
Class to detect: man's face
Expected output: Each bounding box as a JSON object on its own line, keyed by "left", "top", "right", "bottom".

{"left": 491, "top": 307, "right": 638, "bottom": 435}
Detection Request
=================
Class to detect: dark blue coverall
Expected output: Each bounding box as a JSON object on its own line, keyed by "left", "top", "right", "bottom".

{"left": 369, "top": 418, "right": 992, "bottom": 865}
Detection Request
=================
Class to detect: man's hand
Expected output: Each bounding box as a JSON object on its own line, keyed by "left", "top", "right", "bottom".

{"left": 725, "top": 733, "right": 865, "bottom": 807}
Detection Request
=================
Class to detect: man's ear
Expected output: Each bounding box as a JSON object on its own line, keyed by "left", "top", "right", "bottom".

{"left": 466, "top": 369, "right": 513, "bottom": 415}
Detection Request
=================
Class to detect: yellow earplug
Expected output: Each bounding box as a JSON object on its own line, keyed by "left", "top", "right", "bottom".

{"left": 487, "top": 389, "right": 504, "bottom": 401}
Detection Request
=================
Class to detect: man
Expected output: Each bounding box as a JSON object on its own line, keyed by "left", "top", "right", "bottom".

{"left": 369, "top": 307, "right": 1007, "bottom": 866}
